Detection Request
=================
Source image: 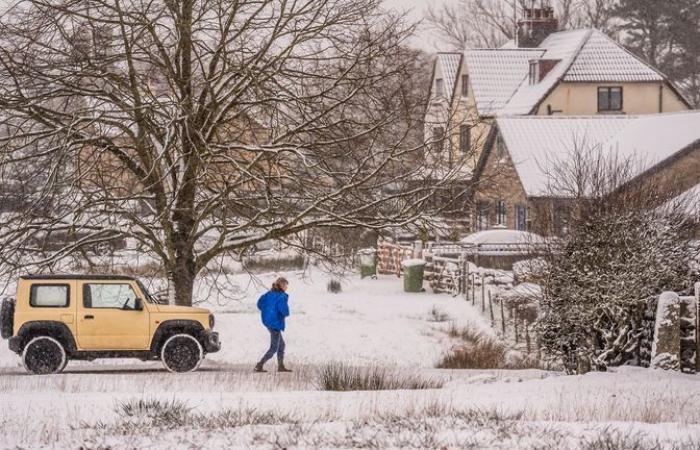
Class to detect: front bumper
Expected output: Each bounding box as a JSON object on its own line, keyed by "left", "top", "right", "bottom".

{"left": 8, "top": 335, "right": 21, "bottom": 354}
{"left": 202, "top": 330, "right": 221, "bottom": 353}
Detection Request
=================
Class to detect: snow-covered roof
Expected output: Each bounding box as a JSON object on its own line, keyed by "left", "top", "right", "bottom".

{"left": 466, "top": 29, "right": 668, "bottom": 116}
{"left": 496, "top": 110, "right": 700, "bottom": 197}
{"left": 437, "top": 52, "right": 462, "bottom": 101}
{"left": 465, "top": 49, "right": 544, "bottom": 116}
{"left": 659, "top": 183, "right": 700, "bottom": 218}
{"left": 563, "top": 30, "right": 663, "bottom": 82}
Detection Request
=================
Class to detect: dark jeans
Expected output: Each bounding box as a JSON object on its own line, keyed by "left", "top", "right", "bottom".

{"left": 259, "top": 328, "right": 285, "bottom": 364}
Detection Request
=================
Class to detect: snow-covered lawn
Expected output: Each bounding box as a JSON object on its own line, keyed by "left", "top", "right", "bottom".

{"left": 1, "top": 270, "right": 699, "bottom": 449}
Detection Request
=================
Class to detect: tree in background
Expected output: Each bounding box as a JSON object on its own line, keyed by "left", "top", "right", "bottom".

{"left": 612, "top": 0, "right": 700, "bottom": 107}
{"left": 0, "top": 0, "right": 452, "bottom": 305}
{"left": 536, "top": 146, "right": 696, "bottom": 373}
{"left": 425, "top": 0, "right": 617, "bottom": 50}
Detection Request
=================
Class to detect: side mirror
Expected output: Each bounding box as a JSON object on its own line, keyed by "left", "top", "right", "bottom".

{"left": 134, "top": 298, "right": 144, "bottom": 311}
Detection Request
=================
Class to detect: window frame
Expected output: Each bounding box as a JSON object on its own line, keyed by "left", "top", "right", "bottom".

{"left": 598, "top": 86, "right": 623, "bottom": 112}
{"left": 496, "top": 200, "right": 507, "bottom": 225}
{"left": 529, "top": 61, "right": 539, "bottom": 85}
{"left": 459, "top": 124, "right": 471, "bottom": 153}
{"left": 82, "top": 282, "right": 139, "bottom": 310}
{"left": 435, "top": 78, "right": 445, "bottom": 97}
{"left": 461, "top": 74, "right": 469, "bottom": 97}
{"left": 29, "top": 283, "right": 70, "bottom": 308}
{"left": 515, "top": 204, "right": 528, "bottom": 231}
{"left": 476, "top": 201, "right": 490, "bottom": 231}
{"left": 431, "top": 126, "right": 445, "bottom": 152}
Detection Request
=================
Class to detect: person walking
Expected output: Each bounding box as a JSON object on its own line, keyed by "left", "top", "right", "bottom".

{"left": 254, "top": 277, "right": 292, "bottom": 373}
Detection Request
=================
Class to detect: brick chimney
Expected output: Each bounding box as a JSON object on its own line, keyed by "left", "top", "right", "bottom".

{"left": 517, "top": 7, "right": 558, "bottom": 48}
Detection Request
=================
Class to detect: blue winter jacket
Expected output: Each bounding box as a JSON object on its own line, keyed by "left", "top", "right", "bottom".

{"left": 257, "top": 290, "right": 290, "bottom": 331}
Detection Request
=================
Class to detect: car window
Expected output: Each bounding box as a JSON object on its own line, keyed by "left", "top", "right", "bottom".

{"left": 30, "top": 284, "right": 69, "bottom": 307}
{"left": 84, "top": 283, "right": 137, "bottom": 309}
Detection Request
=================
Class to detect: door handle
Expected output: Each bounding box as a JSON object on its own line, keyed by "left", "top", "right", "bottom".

{"left": 84, "top": 315, "right": 94, "bottom": 319}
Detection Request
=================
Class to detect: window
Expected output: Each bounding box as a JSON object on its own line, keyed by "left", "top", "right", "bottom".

{"left": 435, "top": 78, "right": 445, "bottom": 97}
{"left": 552, "top": 202, "right": 571, "bottom": 236}
{"left": 496, "top": 200, "right": 507, "bottom": 225}
{"left": 459, "top": 125, "right": 471, "bottom": 153}
{"left": 461, "top": 74, "right": 469, "bottom": 97}
{"left": 529, "top": 61, "right": 539, "bottom": 85}
{"left": 431, "top": 126, "right": 445, "bottom": 152}
{"left": 84, "top": 283, "right": 138, "bottom": 309}
{"left": 496, "top": 133, "right": 507, "bottom": 160}
{"left": 515, "top": 204, "right": 528, "bottom": 231}
{"left": 476, "top": 201, "right": 490, "bottom": 230}
{"left": 598, "top": 87, "right": 623, "bottom": 112}
{"left": 30, "top": 284, "right": 69, "bottom": 308}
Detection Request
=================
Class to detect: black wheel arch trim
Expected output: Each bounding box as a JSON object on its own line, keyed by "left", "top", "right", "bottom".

{"left": 150, "top": 320, "right": 206, "bottom": 354}
{"left": 9, "top": 321, "right": 77, "bottom": 355}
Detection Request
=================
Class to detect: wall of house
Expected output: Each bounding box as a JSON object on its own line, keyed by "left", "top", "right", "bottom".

{"left": 424, "top": 58, "right": 450, "bottom": 139}
{"left": 445, "top": 62, "right": 494, "bottom": 174}
{"left": 536, "top": 82, "right": 688, "bottom": 116}
{"left": 473, "top": 138, "right": 530, "bottom": 230}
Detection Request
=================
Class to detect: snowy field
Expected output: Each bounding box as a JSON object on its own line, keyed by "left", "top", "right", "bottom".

{"left": 1, "top": 270, "right": 700, "bottom": 449}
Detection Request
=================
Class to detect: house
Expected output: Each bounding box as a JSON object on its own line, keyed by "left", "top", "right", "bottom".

{"left": 423, "top": 7, "right": 691, "bottom": 176}
{"left": 473, "top": 111, "right": 700, "bottom": 235}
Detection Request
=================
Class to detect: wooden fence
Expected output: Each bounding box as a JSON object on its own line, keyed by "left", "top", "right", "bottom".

{"left": 377, "top": 241, "right": 414, "bottom": 276}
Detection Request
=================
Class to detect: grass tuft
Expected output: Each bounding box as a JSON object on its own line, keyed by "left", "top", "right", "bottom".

{"left": 327, "top": 279, "right": 342, "bottom": 293}
{"left": 427, "top": 305, "right": 450, "bottom": 322}
{"left": 318, "top": 362, "right": 443, "bottom": 391}
{"left": 436, "top": 339, "right": 506, "bottom": 369}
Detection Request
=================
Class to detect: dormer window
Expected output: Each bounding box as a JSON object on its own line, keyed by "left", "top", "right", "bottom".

{"left": 529, "top": 61, "right": 539, "bottom": 85}
{"left": 598, "top": 87, "right": 623, "bottom": 112}
{"left": 435, "top": 78, "right": 445, "bottom": 97}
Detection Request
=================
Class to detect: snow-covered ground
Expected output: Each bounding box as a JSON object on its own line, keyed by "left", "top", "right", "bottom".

{"left": 1, "top": 270, "right": 699, "bottom": 449}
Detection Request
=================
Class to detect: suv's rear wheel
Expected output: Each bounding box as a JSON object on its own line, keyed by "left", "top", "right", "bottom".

{"left": 161, "top": 334, "right": 203, "bottom": 373}
{"left": 22, "top": 336, "right": 66, "bottom": 375}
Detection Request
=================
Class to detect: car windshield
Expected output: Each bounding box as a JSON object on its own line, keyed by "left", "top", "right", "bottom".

{"left": 136, "top": 279, "right": 158, "bottom": 304}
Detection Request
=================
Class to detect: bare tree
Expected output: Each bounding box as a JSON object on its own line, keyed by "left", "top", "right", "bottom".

{"left": 425, "top": 0, "right": 617, "bottom": 51}
{"left": 0, "top": 0, "right": 455, "bottom": 305}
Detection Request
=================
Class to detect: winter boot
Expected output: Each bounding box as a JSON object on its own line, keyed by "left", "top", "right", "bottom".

{"left": 254, "top": 362, "right": 267, "bottom": 373}
{"left": 277, "top": 361, "right": 292, "bottom": 373}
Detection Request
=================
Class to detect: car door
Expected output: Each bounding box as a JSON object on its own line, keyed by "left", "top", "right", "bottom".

{"left": 76, "top": 281, "right": 150, "bottom": 350}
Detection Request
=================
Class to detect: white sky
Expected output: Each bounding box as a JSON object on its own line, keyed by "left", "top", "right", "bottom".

{"left": 383, "top": 0, "right": 453, "bottom": 51}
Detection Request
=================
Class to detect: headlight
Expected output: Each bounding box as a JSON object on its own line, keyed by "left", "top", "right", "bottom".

{"left": 209, "top": 314, "right": 215, "bottom": 329}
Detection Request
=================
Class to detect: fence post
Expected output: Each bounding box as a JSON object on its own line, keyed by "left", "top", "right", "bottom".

{"left": 525, "top": 322, "right": 531, "bottom": 354}
{"left": 488, "top": 290, "right": 495, "bottom": 327}
{"left": 513, "top": 308, "right": 519, "bottom": 343}
{"left": 500, "top": 296, "right": 506, "bottom": 334}
{"left": 471, "top": 274, "right": 476, "bottom": 306}
{"left": 481, "top": 275, "right": 485, "bottom": 311}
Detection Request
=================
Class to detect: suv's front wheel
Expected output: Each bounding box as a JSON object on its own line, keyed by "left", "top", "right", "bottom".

{"left": 22, "top": 336, "right": 67, "bottom": 375}
{"left": 161, "top": 334, "right": 203, "bottom": 373}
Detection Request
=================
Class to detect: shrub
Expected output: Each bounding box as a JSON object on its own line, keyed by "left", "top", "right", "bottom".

{"left": 436, "top": 339, "right": 506, "bottom": 369}
{"left": 327, "top": 279, "right": 342, "bottom": 293}
{"left": 243, "top": 252, "right": 305, "bottom": 273}
{"left": 318, "top": 363, "right": 442, "bottom": 391}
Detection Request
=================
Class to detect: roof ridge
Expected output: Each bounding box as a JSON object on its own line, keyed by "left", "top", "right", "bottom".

{"left": 499, "top": 110, "right": 700, "bottom": 121}
{"left": 467, "top": 48, "right": 543, "bottom": 52}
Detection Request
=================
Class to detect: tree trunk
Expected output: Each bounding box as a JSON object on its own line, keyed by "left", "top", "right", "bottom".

{"left": 172, "top": 254, "right": 197, "bottom": 306}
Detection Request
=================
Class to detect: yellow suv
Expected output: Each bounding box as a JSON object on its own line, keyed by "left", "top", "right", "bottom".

{"left": 0, "top": 275, "right": 220, "bottom": 374}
